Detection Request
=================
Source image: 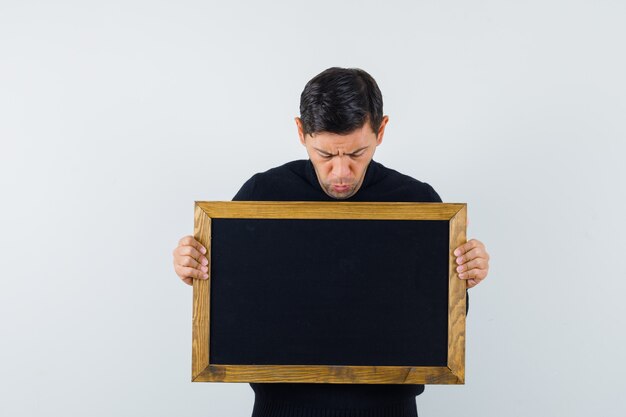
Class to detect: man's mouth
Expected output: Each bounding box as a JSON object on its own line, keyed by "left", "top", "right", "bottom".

{"left": 332, "top": 184, "right": 351, "bottom": 192}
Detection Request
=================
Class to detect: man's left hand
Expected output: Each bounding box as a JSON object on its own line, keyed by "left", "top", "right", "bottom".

{"left": 454, "top": 239, "right": 490, "bottom": 289}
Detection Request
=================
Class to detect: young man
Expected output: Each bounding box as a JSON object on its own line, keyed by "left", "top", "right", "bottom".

{"left": 173, "top": 67, "right": 490, "bottom": 417}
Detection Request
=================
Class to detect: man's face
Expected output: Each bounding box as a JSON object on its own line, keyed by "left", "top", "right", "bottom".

{"left": 295, "top": 116, "right": 389, "bottom": 200}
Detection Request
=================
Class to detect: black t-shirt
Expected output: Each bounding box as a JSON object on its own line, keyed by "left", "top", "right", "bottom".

{"left": 232, "top": 159, "right": 463, "bottom": 417}
{"left": 233, "top": 159, "right": 442, "bottom": 203}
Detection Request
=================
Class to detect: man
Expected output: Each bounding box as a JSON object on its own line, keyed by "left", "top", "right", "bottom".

{"left": 173, "top": 67, "right": 490, "bottom": 417}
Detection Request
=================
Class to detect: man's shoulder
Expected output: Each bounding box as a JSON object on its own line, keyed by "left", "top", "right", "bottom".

{"left": 246, "top": 160, "right": 309, "bottom": 187}
{"left": 258, "top": 160, "right": 308, "bottom": 178}
{"left": 232, "top": 160, "right": 314, "bottom": 201}
{"left": 366, "top": 161, "right": 442, "bottom": 203}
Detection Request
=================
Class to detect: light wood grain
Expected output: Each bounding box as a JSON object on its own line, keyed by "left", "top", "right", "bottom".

{"left": 192, "top": 201, "right": 468, "bottom": 384}
{"left": 448, "top": 204, "right": 467, "bottom": 383}
{"left": 192, "top": 205, "right": 211, "bottom": 381}
{"left": 193, "top": 364, "right": 463, "bottom": 384}
{"left": 196, "top": 201, "right": 464, "bottom": 220}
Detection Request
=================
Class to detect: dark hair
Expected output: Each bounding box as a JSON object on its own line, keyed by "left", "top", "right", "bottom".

{"left": 299, "top": 67, "right": 383, "bottom": 136}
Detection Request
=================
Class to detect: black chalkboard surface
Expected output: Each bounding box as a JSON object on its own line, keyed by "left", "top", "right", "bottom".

{"left": 192, "top": 202, "right": 467, "bottom": 385}
{"left": 210, "top": 218, "right": 449, "bottom": 367}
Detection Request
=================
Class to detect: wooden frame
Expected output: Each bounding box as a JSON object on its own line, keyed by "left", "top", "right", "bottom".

{"left": 192, "top": 201, "right": 467, "bottom": 384}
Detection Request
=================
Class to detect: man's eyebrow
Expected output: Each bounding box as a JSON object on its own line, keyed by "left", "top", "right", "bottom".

{"left": 312, "top": 146, "right": 369, "bottom": 156}
{"left": 312, "top": 147, "right": 333, "bottom": 156}
{"left": 347, "top": 146, "right": 369, "bottom": 155}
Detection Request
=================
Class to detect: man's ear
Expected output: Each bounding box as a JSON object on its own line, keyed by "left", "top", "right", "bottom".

{"left": 295, "top": 117, "right": 306, "bottom": 146}
{"left": 376, "top": 115, "right": 389, "bottom": 146}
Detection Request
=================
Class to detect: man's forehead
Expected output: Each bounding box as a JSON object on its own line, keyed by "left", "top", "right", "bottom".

{"left": 309, "top": 139, "right": 372, "bottom": 154}
{"left": 307, "top": 127, "right": 376, "bottom": 148}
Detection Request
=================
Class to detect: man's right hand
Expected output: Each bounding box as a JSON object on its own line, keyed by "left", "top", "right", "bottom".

{"left": 173, "top": 235, "right": 209, "bottom": 286}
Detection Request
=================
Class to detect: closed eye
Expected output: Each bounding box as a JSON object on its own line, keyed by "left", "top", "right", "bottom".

{"left": 313, "top": 147, "right": 368, "bottom": 159}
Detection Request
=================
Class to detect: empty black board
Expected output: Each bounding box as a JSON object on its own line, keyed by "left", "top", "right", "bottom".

{"left": 209, "top": 218, "right": 449, "bottom": 366}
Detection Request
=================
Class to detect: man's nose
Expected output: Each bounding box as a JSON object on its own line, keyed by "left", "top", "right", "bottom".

{"left": 331, "top": 157, "right": 351, "bottom": 180}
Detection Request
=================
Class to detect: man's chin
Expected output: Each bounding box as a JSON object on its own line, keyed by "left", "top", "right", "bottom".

{"left": 324, "top": 186, "right": 355, "bottom": 200}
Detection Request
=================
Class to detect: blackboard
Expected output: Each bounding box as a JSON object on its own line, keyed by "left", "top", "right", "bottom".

{"left": 192, "top": 201, "right": 467, "bottom": 384}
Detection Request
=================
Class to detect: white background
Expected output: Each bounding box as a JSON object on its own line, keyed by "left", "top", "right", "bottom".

{"left": 1, "top": 1, "right": 624, "bottom": 416}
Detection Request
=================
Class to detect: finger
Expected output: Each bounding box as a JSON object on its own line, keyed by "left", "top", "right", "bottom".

{"left": 177, "top": 246, "right": 208, "bottom": 266}
{"left": 178, "top": 235, "right": 207, "bottom": 255}
{"left": 453, "top": 239, "right": 482, "bottom": 257}
{"left": 179, "top": 255, "right": 209, "bottom": 273}
{"left": 454, "top": 247, "right": 484, "bottom": 265}
{"left": 175, "top": 265, "right": 209, "bottom": 281}
{"left": 458, "top": 268, "right": 488, "bottom": 281}
{"left": 467, "top": 273, "right": 486, "bottom": 287}
{"left": 456, "top": 257, "right": 488, "bottom": 273}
